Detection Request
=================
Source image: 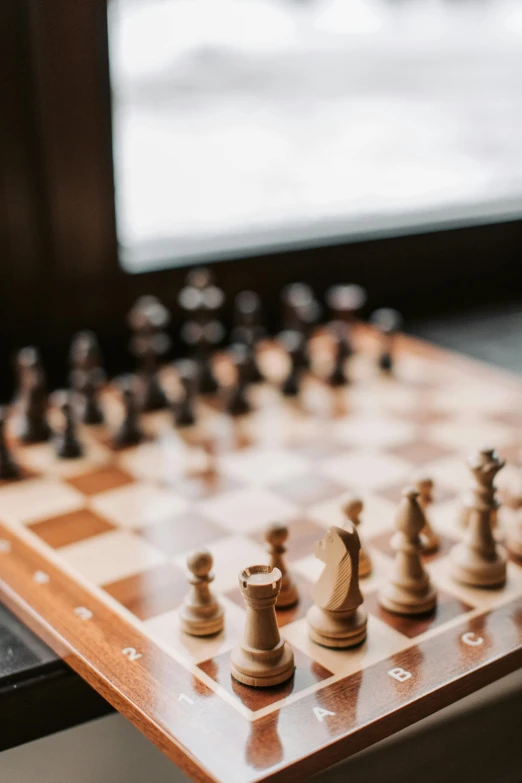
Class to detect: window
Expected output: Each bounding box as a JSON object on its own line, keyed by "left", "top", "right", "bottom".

{"left": 109, "top": 0, "right": 522, "bottom": 272}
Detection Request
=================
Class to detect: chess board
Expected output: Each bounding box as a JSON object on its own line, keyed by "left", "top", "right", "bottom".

{"left": 1, "top": 328, "right": 522, "bottom": 783}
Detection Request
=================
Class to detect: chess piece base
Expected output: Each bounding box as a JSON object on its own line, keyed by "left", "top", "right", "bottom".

{"left": 450, "top": 543, "right": 507, "bottom": 587}
{"left": 180, "top": 602, "right": 224, "bottom": 637}
{"left": 231, "top": 639, "right": 294, "bottom": 688}
{"left": 307, "top": 605, "right": 367, "bottom": 649}
{"left": 378, "top": 582, "right": 437, "bottom": 615}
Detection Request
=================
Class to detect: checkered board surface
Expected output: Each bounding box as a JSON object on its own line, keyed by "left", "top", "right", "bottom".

{"left": 1, "top": 329, "right": 522, "bottom": 783}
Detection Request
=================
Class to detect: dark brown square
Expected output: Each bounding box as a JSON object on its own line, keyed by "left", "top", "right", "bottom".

{"left": 369, "top": 531, "right": 458, "bottom": 563}
{"left": 250, "top": 518, "right": 324, "bottom": 562}
{"left": 103, "top": 561, "right": 187, "bottom": 620}
{"left": 388, "top": 441, "right": 454, "bottom": 465}
{"left": 136, "top": 512, "right": 227, "bottom": 556}
{"left": 198, "top": 647, "right": 332, "bottom": 712}
{"left": 364, "top": 589, "right": 472, "bottom": 638}
{"left": 271, "top": 473, "right": 345, "bottom": 507}
{"left": 67, "top": 467, "right": 135, "bottom": 496}
{"left": 225, "top": 574, "right": 313, "bottom": 628}
{"left": 28, "top": 509, "right": 115, "bottom": 548}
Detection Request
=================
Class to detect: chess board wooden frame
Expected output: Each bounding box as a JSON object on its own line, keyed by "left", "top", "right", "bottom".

{"left": 1, "top": 330, "right": 522, "bottom": 783}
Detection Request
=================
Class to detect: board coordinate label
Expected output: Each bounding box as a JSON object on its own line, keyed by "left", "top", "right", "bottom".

{"left": 388, "top": 667, "right": 412, "bottom": 682}
{"left": 461, "top": 632, "right": 484, "bottom": 647}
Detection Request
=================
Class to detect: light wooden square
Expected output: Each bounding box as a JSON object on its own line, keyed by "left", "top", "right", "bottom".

{"left": 118, "top": 438, "right": 188, "bottom": 483}
{"left": 60, "top": 529, "right": 167, "bottom": 585}
{"left": 424, "top": 455, "right": 472, "bottom": 491}
{"left": 145, "top": 596, "right": 245, "bottom": 665}
{"left": 282, "top": 615, "right": 408, "bottom": 676}
{"left": 220, "top": 447, "right": 308, "bottom": 486}
{"left": 428, "top": 556, "right": 522, "bottom": 611}
{"left": 425, "top": 417, "right": 514, "bottom": 452}
{"left": 320, "top": 451, "right": 411, "bottom": 491}
{"left": 197, "top": 487, "right": 298, "bottom": 533}
{"left": 432, "top": 383, "right": 519, "bottom": 416}
{"left": 0, "top": 478, "right": 84, "bottom": 525}
{"left": 333, "top": 415, "right": 417, "bottom": 450}
{"left": 90, "top": 483, "right": 189, "bottom": 528}
{"left": 17, "top": 440, "right": 112, "bottom": 479}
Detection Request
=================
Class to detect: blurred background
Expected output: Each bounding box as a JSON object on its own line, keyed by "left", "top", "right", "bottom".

{"left": 108, "top": 0, "right": 522, "bottom": 271}
{"left": 2, "top": 0, "right": 522, "bottom": 381}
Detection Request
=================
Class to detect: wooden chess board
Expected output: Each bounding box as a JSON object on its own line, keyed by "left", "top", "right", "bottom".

{"left": 1, "top": 329, "right": 521, "bottom": 783}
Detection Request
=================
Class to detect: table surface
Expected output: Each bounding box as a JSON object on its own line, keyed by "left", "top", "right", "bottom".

{"left": 1, "top": 301, "right": 522, "bottom": 752}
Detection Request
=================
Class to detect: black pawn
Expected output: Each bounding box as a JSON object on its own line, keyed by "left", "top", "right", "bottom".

{"left": 173, "top": 360, "right": 198, "bottom": 428}
{"left": 69, "top": 332, "right": 105, "bottom": 425}
{"left": 225, "top": 345, "right": 251, "bottom": 416}
{"left": 244, "top": 340, "right": 263, "bottom": 384}
{"left": 83, "top": 372, "right": 105, "bottom": 425}
{"left": 18, "top": 367, "right": 51, "bottom": 444}
{"left": 128, "top": 296, "right": 170, "bottom": 411}
{"left": 114, "top": 378, "right": 144, "bottom": 448}
{"left": 54, "top": 394, "right": 83, "bottom": 460}
{"left": 278, "top": 330, "right": 305, "bottom": 397}
{"left": 371, "top": 308, "right": 403, "bottom": 373}
{"left": 328, "top": 334, "right": 349, "bottom": 387}
{"left": 0, "top": 407, "right": 20, "bottom": 480}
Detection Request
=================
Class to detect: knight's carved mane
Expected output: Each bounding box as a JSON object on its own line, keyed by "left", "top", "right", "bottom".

{"left": 312, "top": 526, "right": 360, "bottom": 612}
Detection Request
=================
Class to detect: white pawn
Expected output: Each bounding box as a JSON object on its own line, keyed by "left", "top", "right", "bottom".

{"left": 342, "top": 496, "right": 372, "bottom": 577}
{"left": 415, "top": 477, "right": 440, "bottom": 553}
{"left": 180, "top": 550, "right": 224, "bottom": 636}
{"left": 307, "top": 524, "right": 367, "bottom": 648}
{"left": 265, "top": 523, "right": 299, "bottom": 608}
{"left": 379, "top": 487, "right": 437, "bottom": 615}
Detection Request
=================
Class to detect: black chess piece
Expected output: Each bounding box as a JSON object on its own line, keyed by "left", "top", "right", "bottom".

{"left": 278, "top": 330, "right": 305, "bottom": 397}
{"left": 69, "top": 332, "right": 106, "bottom": 425}
{"left": 179, "top": 269, "right": 225, "bottom": 395}
{"left": 225, "top": 345, "right": 251, "bottom": 416}
{"left": 113, "top": 377, "right": 144, "bottom": 448}
{"left": 54, "top": 393, "right": 83, "bottom": 459}
{"left": 69, "top": 331, "right": 102, "bottom": 372}
{"left": 371, "top": 308, "right": 403, "bottom": 372}
{"left": 328, "top": 333, "right": 349, "bottom": 386}
{"left": 17, "top": 361, "right": 51, "bottom": 444}
{"left": 325, "top": 283, "right": 367, "bottom": 358}
{"left": 173, "top": 360, "right": 198, "bottom": 427}
{"left": 128, "top": 296, "right": 170, "bottom": 411}
{"left": 232, "top": 291, "right": 266, "bottom": 345}
{"left": 0, "top": 406, "right": 20, "bottom": 480}
{"left": 326, "top": 283, "right": 367, "bottom": 322}
{"left": 72, "top": 370, "right": 105, "bottom": 425}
